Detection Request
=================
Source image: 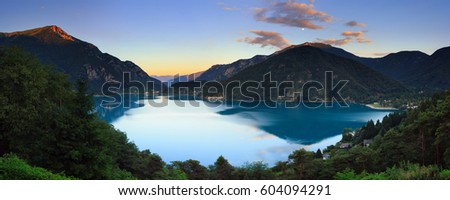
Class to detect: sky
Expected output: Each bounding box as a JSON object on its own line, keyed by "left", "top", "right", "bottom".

{"left": 1, "top": 0, "right": 450, "bottom": 75}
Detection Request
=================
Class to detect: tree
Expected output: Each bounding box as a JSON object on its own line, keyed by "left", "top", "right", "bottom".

{"left": 130, "top": 150, "right": 164, "bottom": 180}
{"left": 211, "top": 156, "right": 235, "bottom": 179}
{"left": 233, "top": 161, "right": 274, "bottom": 180}
{"left": 169, "top": 160, "right": 209, "bottom": 180}
{"left": 314, "top": 149, "right": 323, "bottom": 159}
{"left": 288, "top": 149, "right": 315, "bottom": 179}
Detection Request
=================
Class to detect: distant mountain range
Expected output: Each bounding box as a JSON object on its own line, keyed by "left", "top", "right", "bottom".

{"left": 402, "top": 46, "right": 450, "bottom": 89}
{"left": 0, "top": 25, "right": 163, "bottom": 92}
{"left": 303, "top": 43, "right": 450, "bottom": 89}
{"left": 152, "top": 71, "right": 204, "bottom": 87}
{"left": 199, "top": 42, "right": 450, "bottom": 90}
{"left": 168, "top": 71, "right": 204, "bottom": 86}
{"left": 197, "top": 55, "right": 268, "bottom": 81}
{"left": 227, "top": 45, "right": 409, "bottom": 102}
{"left": 151, "top": 75, "right": 175, "bottom": 82}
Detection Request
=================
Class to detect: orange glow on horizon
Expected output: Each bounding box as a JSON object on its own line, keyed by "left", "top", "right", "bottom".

{"left": 141, "top": 65, "right": 208, "bottom": 76}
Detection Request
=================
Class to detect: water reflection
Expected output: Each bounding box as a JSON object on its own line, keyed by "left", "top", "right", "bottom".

{"left": 216, "top": 104, "right": 390, "bottom": 145}
{"left": 94, "top": 96, "right": 394, "bottom": 165}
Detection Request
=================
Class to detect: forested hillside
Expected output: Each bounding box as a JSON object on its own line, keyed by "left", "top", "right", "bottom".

{"left": 0, "top": 47, "right": 167, "bottom": 179}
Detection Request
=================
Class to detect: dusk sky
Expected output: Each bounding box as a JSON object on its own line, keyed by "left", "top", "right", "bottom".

{"left": 1, "top": 0, "right": 450, "bottom": 75}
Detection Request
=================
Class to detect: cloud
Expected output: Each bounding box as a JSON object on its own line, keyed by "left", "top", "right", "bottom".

{"left": 345, "top": 20, "right": 366, "bottom": 27}
{"left": 217, "top": 2, "right": 239, "bottom": 11}
{"left": 253, "top": 0, "right": 332, "bottom": 30}
{"left": 356, "top": 37, "right": 372, "bottom": 44}
{"left": 238, "top": 30, "right": 291, "bottom": 49}
{"left": 373, "top": 52, "right": 389, "bottom": 57}
{"left": 342, "top": 31, "right": 364, "bottom": 37}
{"left": 315, "top": 38, "right": 352, "bottom": 46}
{"left": 341, "top": 31, "right": 372, "bottom": 44}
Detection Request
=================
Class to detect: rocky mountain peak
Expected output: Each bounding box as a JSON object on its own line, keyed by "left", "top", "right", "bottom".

{"left": 2, "top": 25, "right": 75, "bottom": 43}
{"left": 46, "top": 25, "right": 74, "bottom": 41}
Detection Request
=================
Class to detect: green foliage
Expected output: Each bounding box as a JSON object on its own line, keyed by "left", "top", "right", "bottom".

{"left": 336, "top": 163, "right": 448, "bottom": 180}
{"left": 233, "top": 161, "right": 274, "bottom": 180}
{"left": 276, "top": 90, "right": 450, "bottom": 180}
{"left": 288, "top": 149, "right": 316, "bottom": 179}
{"left": 334, "top": 169, "right": 362, "bottom": 180}
{"left": 334, "top": 169, "right": 388, "bottom": 180}
{"left": 169, "top": 160, "right": 209, "bottom": 180}
{"left": 376, "top": 91, "right": 450, "bottom": 167}
{"left": 0, "top": 154, "right": 73, "bottom": 180}
{"left": 156, "top": 168, "right": 188, "bottom": 180}
{"left": 331, "top": 147, "right": 378, "bottom": 173}
{"left": 440, "top": 169, "right": 450, "bottom": 179}
{"left": 0, "top": 47, "right": 164, "bottom": 180}
{"left": 131, "top": 150, "right": 164, "bottom": 179}
{"left": 384, "top": 163, "right": 441, "bottom": 180}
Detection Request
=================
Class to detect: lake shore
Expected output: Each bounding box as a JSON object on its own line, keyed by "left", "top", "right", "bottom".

{"left": 365, "top": 104, "right": 399, "bottom": 111}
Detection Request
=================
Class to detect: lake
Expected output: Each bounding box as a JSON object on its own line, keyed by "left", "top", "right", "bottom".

{"left": 95, "top": 96, "right": 395, "bottom": 166}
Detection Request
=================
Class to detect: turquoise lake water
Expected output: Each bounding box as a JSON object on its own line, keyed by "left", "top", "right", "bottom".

{"left": 95, "top": 96, "right": 394, "bottom": 166}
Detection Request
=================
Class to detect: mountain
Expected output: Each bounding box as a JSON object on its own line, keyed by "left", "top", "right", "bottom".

{"left": 358, "top": 47, "right": 450, "bottom": 89}
{"left": 358, "top": 51, "right": 429, "bottom": 81}
{"left": 0, "top": 25, "right": 163, "bottom": 92}
{"left": 300, "top": 43, "right": 450, "bottom": 90}
{"left": 151, "top": 75, "right": 174, "bottom": 82}
{"left": 404, "top": 46, "right": 450, "bottom": 89}
{"left": 197, "top": 55, "right": 268, "bottom": 81}
{"left": 289, "top": 42, "right": 361, "bottom": 61}
{"left": 227, "top": 45, "right": 409, "bottom": 102}
{"left": 154, "top": 71, "right": 204, "bottom": 87}
{"left": 299, "top": 43, "right": 429, "bottom": 80}
{"left": 167, "top": 71, "right": 204, "bottom": 86}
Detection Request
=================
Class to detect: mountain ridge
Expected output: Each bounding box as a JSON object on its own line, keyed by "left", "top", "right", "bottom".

{"left": 288, "top": 42, "right": 449, "bottom": 89}
{"left": 197, "top": 55, "right": 268, "bottom": 81}
{"left": 226, "top": 45, "right": 410, "bottom": 102}
{"left": 0, "top": 26, "right": 163, "bottom": 92}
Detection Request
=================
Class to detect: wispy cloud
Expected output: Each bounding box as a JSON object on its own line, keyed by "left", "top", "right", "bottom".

{"left": 372, "top": 52, "right": 389, "bottom": 57}
{"left": 217, "top": 2, "right": 239, "bottom": 11}
{"left": 356, "top": 37, "right": 372, "bottom": 44}
{"left": 342, "top": 31, "right": 372, "bottom": 44}
{"left": 315, "top": 38, "right": 352, "bottom": 46}
{"left": 253, "top": 0, "right": 332, "bottom": 30}
{"left": 345, "top": 20, "right": 366, "bottom": 27}
{"left": 342, "top": 31, "right": 364, "bottom": 37}
{"left": 317, "top": 30, "right": 371, "bottom": 46}
{"left": 238, "top": 30, "right": 291, "bottom": 49}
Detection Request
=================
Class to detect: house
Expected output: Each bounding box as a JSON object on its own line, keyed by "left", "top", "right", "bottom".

{"left": 363, "top": 139, "right": 373, "bottom": 147}
{"left": 340, "top": 143, "right": 352, "bottom": 149}
{"left": 207, "top": 96, "right": 224, "bottom": 102}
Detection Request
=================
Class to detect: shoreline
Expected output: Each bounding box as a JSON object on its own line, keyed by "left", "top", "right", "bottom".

{"left": 365, "top": 104, "right": 399, "bottom": 111}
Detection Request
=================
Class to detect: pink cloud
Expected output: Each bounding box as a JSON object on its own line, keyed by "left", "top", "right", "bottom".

{"left": 345, "top": 20, "right": 366, "bottom": 27}
{"left": 238, "top": 30, "right": 291, "bottom": 49}
{"left": 315, "top": 37, "right": 352, "bottom": 46}
{"left": 342, "top": 31, "right": 364, "bottom": 37}
{"left": 254, "top": 0, "right": 332, "bottom": 30}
